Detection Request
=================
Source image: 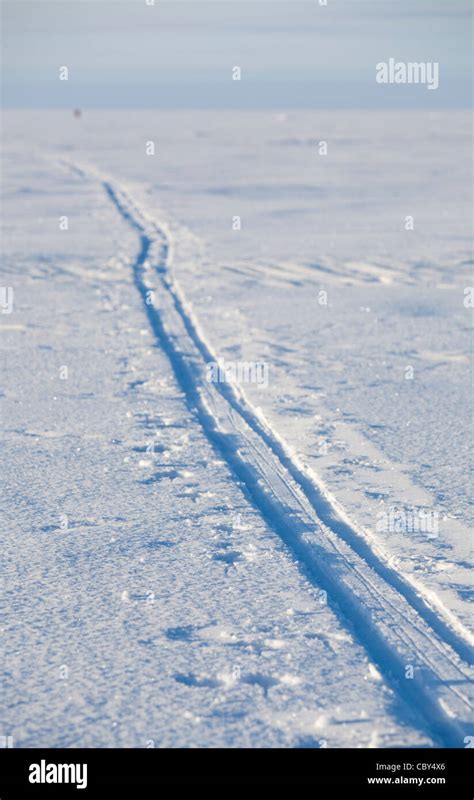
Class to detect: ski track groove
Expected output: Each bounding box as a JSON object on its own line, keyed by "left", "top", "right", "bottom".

{"left": 66, "top": 161, "right": 472, "bottom": 747}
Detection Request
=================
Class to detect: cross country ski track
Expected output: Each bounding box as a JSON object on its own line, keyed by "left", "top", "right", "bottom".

{"left": 64, "top": 160, "right": 473, "bottom": 748}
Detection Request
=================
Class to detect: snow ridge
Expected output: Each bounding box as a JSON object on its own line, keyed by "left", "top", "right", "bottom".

{"left": 66, "top": 161, "right": 472, "bottom": 747}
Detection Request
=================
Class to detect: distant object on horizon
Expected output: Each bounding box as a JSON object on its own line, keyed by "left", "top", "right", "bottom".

{"left": 73, "top": 109, "right": 82, "bottom": 118}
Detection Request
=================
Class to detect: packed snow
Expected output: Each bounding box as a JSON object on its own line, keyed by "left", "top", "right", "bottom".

{"left": 1, "top": 109, "right": 472, "bottom": 748}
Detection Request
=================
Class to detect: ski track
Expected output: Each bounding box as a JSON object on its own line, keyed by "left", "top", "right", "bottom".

{"left": 64, "top": 160, "right": 472, "bottom": 747}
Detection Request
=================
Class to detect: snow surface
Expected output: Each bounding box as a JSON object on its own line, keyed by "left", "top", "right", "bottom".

{"left": 1, "top": 110, "right": 472, "bottom": 748}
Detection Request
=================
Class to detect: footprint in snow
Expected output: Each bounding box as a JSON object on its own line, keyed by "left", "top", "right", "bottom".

{"left": 213, "top": 549, "right": 242, "bottom": 573}
{"left": 242, "top": 672, "right": 280, "bottom": 697}
{"left": 174, "top": 673, "right": 220, "bottom": 689}
{"left": 165, "top": 625, "right": 195, "bottom": 642}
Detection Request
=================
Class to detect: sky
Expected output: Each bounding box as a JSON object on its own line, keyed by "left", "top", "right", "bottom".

{"left": 1, "top": 0, "right": 472, "bottom": 109}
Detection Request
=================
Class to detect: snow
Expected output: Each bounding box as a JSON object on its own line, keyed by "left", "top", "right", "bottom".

{"left": 1, "top": 110, "right": 472, "bottom": 748}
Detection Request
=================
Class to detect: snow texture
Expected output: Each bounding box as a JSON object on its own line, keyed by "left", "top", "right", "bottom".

{"left": 1, "top": 110, "right": 472, "bottom": 748}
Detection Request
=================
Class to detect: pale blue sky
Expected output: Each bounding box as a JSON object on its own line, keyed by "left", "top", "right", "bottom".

{"left": 1, "top": 0, "right": 472, "bottom": 108}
